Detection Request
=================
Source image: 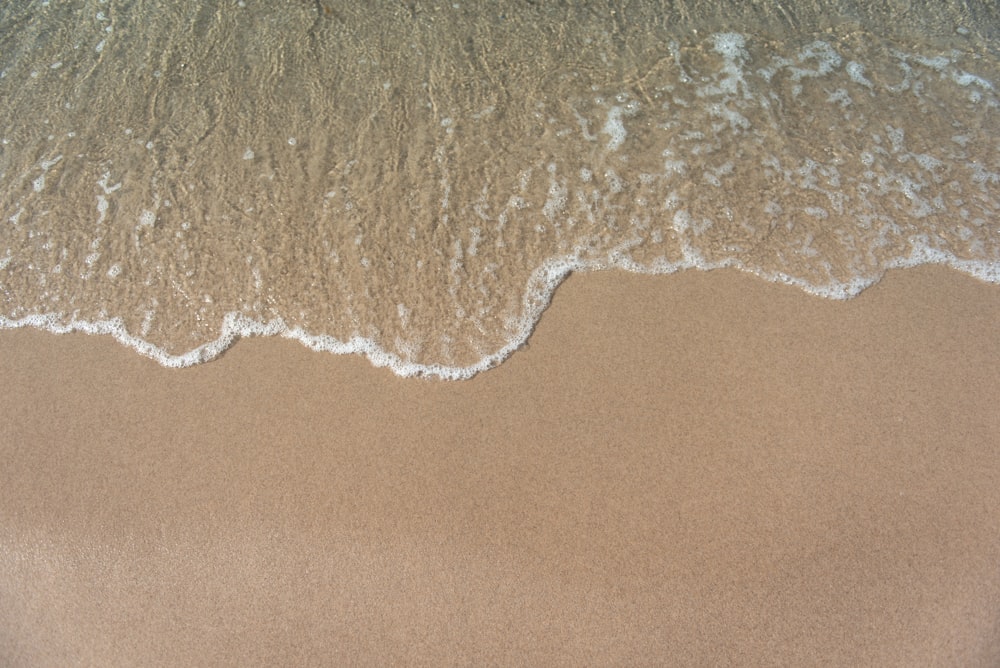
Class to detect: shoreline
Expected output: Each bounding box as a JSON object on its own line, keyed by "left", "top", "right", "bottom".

{"left": 2, "top": 265, "right": 999, "bottom": 664}
{"left": 3, "top": 256, "right": 998, "bottom": 379}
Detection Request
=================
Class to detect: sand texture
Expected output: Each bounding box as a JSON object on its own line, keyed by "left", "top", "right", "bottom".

{"left": 2, "top": 266, "right": 999, "bottom": 665}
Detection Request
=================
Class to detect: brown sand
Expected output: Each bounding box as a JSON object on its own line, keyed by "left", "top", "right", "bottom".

{"left": 1, "top": 265, "right": 999, "bottom": 666}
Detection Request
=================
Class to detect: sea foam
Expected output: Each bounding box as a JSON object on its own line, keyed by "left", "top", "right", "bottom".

{"left": 1, "top": 4, "right": 998, "bottom": 378}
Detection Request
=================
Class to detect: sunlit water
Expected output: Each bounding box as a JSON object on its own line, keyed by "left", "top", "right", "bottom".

{"left": 2, "top": 0, "right": 998, "bottom": 377}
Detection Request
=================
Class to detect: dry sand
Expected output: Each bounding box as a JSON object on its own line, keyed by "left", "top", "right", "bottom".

{"left": 1, "top": 265, "right": 999, "bottom": 666}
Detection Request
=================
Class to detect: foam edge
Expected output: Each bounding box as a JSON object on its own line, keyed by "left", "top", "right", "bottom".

{"left": 1, "top": 254, "right": 997, "bottom": 380}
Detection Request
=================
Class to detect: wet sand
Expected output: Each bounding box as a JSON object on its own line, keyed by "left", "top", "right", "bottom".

{"left": 1, "top": 265, "right": 999, "bottom": 665}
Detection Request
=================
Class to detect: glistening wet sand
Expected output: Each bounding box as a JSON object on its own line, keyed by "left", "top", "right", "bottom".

{"left": 2, "top": 266, "right": 999, "bottom": 665}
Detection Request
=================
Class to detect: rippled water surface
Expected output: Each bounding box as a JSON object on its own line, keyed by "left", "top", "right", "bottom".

{"left": 2, "top": 0, "right": 998, "bottom": 377}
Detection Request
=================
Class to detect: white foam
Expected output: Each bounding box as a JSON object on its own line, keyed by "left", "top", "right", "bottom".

{"left": 951, "top": 70, "right": 993, "bottom": 90}
{"left": 663, "top": 159, "right": 686, "bottom": 175}
{"left": 711, "top": 33, "right": 747, "bottom": 62}
{"left": 707, "top": 33, "right": 749, "bottom": 98}
{"left": 826, "top": 89, "right": 851, "bottom": 107}
{"left": 6, "top": 239, "right": 1000, "bottom": 380}
{"left": 542, "top": 175, "right": 567, "bottom": 221}
{"left": 886, "top": 125, "right": 905, "bottom": 153}
{"left": 846, "top": 61, "right": 873, "bottom": 88}
{"left": 708, "top": 102, "right": 751, "bottom": 131}
{"left": 5, "top": 31, "right": 1000, "bottom": 381}
{"left": 912, "top": 54, "right": 949, "bottom": 71}
{"left": 913, "top": 153, "right": 942, "bottom": 172}
{"left": 672, "top": 209, "right": 691, "bottom": 234}
{"left": 602, "top": 106, "right": 627, "bottom": 151}
{"left": 791, "top": 41, "right": 842, "bottom": 79}
{"left": 604, "top": 169, "right": 624, "bottom": 193}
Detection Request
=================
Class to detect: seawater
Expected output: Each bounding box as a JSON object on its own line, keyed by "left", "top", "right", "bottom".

{"left": 1, "top": 0, "right": 998, "bottom": 378}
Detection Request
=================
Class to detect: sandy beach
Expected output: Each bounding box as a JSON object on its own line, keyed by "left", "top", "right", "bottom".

{"left": 1, "top": 265, "right": 999, "bottom": 665}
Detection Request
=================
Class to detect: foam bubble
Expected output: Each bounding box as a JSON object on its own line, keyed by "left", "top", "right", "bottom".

{"left": 951, "top": 70, "right": 993, "bottom": 89}
{"left": 846, "top": 61, "right": 873, "bottom": 88}
{"left": 913, "top": 153, "right": 942, "bottom": 171}
{"left": 542, "top": 177, "right": 568, "bottom": 221}
{"left": 602, "top": 106, "right": 627, "bottom": 151}
{"left": 712, "top": 32, "right": 746, "bottom": 61}
{"left": 708, "top": 33, "right": 749, "bottom": 98}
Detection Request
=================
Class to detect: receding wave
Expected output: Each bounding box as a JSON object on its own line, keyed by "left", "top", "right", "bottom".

{"left": 1, "top": 1, "right": 998, "bottom": 378}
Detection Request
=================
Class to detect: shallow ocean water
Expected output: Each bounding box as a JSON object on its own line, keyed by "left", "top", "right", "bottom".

{"left": 1, "top": 0, "right": 998, "bottom": 377}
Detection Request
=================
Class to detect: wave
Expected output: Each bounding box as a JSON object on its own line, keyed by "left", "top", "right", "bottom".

{"left": 1, "top": 3, "right": 998, "bottom": 378}
{"left": 3, "top": 247, "right": 996, "bottom": 379}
